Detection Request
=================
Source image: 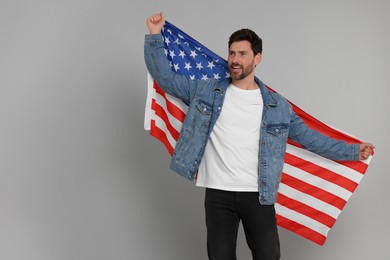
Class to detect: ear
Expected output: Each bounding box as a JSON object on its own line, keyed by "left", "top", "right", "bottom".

{"left": 254, "top": 53, "right": 262, "bottom": 66}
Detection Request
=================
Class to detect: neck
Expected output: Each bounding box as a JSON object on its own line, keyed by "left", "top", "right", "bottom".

{"left": 232, "top": 76, "right": 258, "bottom": 90}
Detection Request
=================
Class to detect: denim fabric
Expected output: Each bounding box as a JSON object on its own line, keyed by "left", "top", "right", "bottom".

{"left": 144, "top": 34, "right": 360, "bottom": 205}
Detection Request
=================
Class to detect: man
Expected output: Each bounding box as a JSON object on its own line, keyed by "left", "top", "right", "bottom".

{"left": 144, "top": 12, "right": 374, "bottom": 260}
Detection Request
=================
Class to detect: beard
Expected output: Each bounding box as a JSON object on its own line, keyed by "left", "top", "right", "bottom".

{"left": 228, "top": 62, "right": 254, "bottom": 80}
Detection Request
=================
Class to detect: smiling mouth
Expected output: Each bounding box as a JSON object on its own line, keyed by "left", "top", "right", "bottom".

{"left": 230, "top": 64, "right": 243, "bottom": 72}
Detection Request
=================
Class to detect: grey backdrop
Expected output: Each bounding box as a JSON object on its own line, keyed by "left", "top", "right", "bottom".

{"left": 1, "top": 1, "right": 389, "bottom": 259}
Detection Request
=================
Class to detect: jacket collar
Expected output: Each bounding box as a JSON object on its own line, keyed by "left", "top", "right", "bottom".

{"left": 255, "top": 77, "right": 279, "bottom": 107}
{"left": 214, "top": 77, "right": 279, "bottom": 107}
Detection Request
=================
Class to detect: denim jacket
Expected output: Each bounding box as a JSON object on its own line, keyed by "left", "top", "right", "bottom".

{"left": 144, "top": 34, "right": 360, "bottom": 205}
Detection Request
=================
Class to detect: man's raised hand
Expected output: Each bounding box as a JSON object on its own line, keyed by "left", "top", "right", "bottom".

{"left": 146, "top": 12, "right": 165, "bottom": 35}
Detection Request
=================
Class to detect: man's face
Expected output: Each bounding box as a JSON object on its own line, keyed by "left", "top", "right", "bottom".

{"left": 228, "top": 40, "right": 261, "bottom": 81}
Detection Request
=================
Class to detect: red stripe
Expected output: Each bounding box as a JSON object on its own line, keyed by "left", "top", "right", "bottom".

{"left": 154, "top": 82, "right": 186, "bottom": 123}
{"left": 276, "top": 214, "right": 326, "bottom": 246}
{"left": 277, "top": 193, "right": 336, "bottom": 228}
{"left": 150, "top": 120, "right": 174, "bottom": 156}
{"left": 281, "top": 173, "right": 346, "bottom": 210}
{"left": 334, "top": 160, "right": 368, "bottom": 174}
{"left": 291, "top": 103, "right": 360, "bottom": 144}
{"left": 287, "top": 140, "right": 368, "bottom": 175}
{"left": 265, "top": 85, "right": 362, "bottom": 145}
{"left": 152, "top": 99, "right": 180, "bottom": 141}
{"left": 284, "top": 153, "right": 358, "bottom": 192}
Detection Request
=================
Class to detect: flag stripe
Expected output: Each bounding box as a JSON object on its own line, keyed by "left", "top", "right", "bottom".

{"left": 276, "top": 214, "right": 327, "bottom": 246}
{"left": 284, "top": 153, "right": 358, "bottom": 192}
{"left": 154, "top": 82, "right": 186, "bottom": 123}
{"left": 281, "top": 173, "right": 346, "bottom": 210}
{"left": 287, "top": 145, "right": 364, "bottom": 183}
{"left": 152, "top": 93, "right": 183, "bottom": 133}
{"left": 152, "top": 99, "right": 181, "bottom": 141}
{"left": 278, "top": 183, "right": 341, "bottom": 219}
{"left": 275, "top": 203, "right": 330, "bottom": 237}
{"left": 334, "top": 159, "right": 369, "bottom": 174}
{"left": 152, "top": 114, "right": 178, "bottom": 150}
{"left": 287, "top": 101, "right": 361, "bottom": 144}
{"left": 150, "top": 120, "right": 175, "bottom": 156}
{"left": 277, "top": 193, "right": 336, "bottom": 228}
{"left": 287, "top": 139, "right": 370, "bottom": 174}
{"left": 282, "top": 163, "right": 352, "bottom": 201}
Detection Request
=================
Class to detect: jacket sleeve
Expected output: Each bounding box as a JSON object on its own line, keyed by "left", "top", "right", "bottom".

{"left": 144, "top": 34, "right": 199, "bottom": 105}
{"left": 288, "top": 111, "right": 360, "bottom": 161}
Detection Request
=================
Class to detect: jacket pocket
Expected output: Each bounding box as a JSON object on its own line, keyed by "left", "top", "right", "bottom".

{"left": 196, "top": 99, "right": 213, "bottom": 114}
{"left": 265, "top": 123, "right": 289, "bottom": 151}
{"left": 194, "top": 98, "right": 213, "bottom": 134}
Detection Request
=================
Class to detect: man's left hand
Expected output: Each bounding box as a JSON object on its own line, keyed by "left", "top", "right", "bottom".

{"left": 359, "top": 143, "right": 375, "bottom": 160}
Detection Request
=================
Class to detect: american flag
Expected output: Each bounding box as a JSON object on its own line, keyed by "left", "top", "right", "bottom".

{"left": 144, "top": 21, "right": 373, "bottom": 245}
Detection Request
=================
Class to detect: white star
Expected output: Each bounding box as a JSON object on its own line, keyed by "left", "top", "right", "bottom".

{"left": 164, "top": 37, "right": 170, "bottom": 45}
{"left": 190, "top": 50, "right": 198, "bottom": 59}
{"left": 167, "top": 29, "right": 172, "bottom": 34}
{"left": 174, "top": 38, "right": 180, "bottom": 45}
{"left": 184, "top": 42, "right": 189, "bottom": 47}
{"left": 195, "top": 46, "right": 202, "bottom": 51}
{"left": 184, "top": 62, "right": 192, "bottom": 71}
{"left": 169, "top": 61, "right": 173, "bottom": 68}
{"left": 178, "top": 34, "right": 184, "bottom": 39}
{"left": 164, "top": 49, "right": 168, "bottom": 56}
{"left": 213, "top": 73, "right": 221, "bottom": 79}
{"left": 225, "top": 72, "right": 230, "bottom": 78}
{"left": 207, "top": 61, "right": 215, "bottom": 70}
{"left": 201, "top": 74, "right": 209, "bottom": 80}
{"left": 179, "top": 50, "right": 186, "bottom": 59}
{"left": 169, "top": 50, "right": 176, "bottom": 59}
{"left": 196, "top": 62, "right": 204, "bottom": 70}
{"left": 190, "top": 75, "right": 196, "bottom": 80}
{"left": 173, "top": 63, "right": 180, "bottom": 72}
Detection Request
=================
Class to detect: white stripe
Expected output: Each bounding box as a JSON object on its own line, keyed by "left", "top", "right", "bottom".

{"left": 144, "top": 73, "right": 155, "bottom": 130}
{"left": 278, "top": 183, "right": 341, "bottom": 219}
{"left": 164, "top": 93, "right": 188, "bottom": 114}
{"left": 154, "top": 93, "right": 184, "bottom": 133}
{"left": 286, "top": 144, "right": 364, "bottom": 183}
{"left": 275, "top": 203, "right": 330, "bottom": 237}
{"left": 324, "top": 123, "right": 361, "bottom": 142}
{"left": 363, "top": 155, "right": 373, "bottom": 164}
{"left": 154, "top": 115, "right": 178, "bottom": 149}
{"left": 146, "top": 74, "right": 188, "bottom": 131}
{"left": 282, "top": 163, "right": 352, "bottom": 201}
{"left": 321, "top": 124, "right": 373, "bottom": 164}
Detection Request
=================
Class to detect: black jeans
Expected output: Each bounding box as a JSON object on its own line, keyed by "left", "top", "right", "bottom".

{"left": 205, "top": 188, "right": 280, "bottom": 260}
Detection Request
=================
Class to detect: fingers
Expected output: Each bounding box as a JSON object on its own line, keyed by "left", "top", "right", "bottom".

{"left": 359, "top": 142, "right": 375, "bottom": 160}
{"left": 146, "top": 12, "right": 165, "bottom": 34}
{"left": 361, "top": 150, "right": 371, "bottom": 160}
{"left": 363, "top": 143, "right": 375, "bottom": 154}
{"left": 147, "top": 12, "right": 164, "bottom": 25}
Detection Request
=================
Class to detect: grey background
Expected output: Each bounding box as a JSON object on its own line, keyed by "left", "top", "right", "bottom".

{"left": 1, "top": 0, "right": 389, "bottom": 259}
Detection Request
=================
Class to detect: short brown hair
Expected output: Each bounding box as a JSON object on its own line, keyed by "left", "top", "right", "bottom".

{"left": 228, "top": 29, "right": 263, "bottom": 55}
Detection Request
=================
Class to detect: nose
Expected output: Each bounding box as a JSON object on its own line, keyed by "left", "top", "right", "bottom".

{"left": 232, "top": 54, "right": 239, "bottom": 63}
{"left": 230, "top": 55, "right": 240, "bottom": 65}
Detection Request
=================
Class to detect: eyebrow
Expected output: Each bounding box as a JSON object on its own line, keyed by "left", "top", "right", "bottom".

{"left": 229, "top": 50, "right": 247, "bottom": 54}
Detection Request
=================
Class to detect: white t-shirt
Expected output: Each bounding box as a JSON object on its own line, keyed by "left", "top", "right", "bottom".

{"left": 196, "top": 84, "right": 263, "bottom": 192}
